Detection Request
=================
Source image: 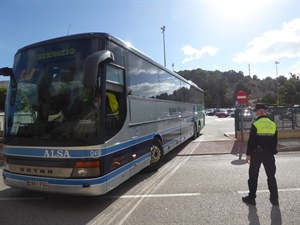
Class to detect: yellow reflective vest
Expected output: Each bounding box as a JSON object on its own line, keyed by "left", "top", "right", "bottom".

{"left": 106, "top": 92, "right": 119, "bottom": 118}
{"left": 253, "top": 117, "right": 276, "bottom": 136}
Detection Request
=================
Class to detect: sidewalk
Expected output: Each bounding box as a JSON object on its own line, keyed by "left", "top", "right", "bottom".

{"left": 178, "top": 132, "right": 300, "bottom": 156}
{"left": 225, "top": 132, "right": 300, "bottom": 154}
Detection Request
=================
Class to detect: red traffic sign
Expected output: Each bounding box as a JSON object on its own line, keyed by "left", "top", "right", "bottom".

{"left": 235, "top": 91, "right": 248, "bottom": 104}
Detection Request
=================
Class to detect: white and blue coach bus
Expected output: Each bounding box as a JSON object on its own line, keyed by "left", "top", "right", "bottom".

{"left": 0, "top": 33, "right": 205, "bottom": 195}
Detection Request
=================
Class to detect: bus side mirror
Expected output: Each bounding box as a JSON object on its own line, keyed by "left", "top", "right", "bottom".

{"left": 0, "top": 67, "right": 18, "bottom": 106}
{"left": 83, "top": 50, "right": 114, "bottom": 88}
{"left": 0, "top": 67, "right": 14, "bottom": 76}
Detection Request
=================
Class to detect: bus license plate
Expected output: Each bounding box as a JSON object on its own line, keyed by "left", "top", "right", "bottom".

{"left": 27, "top": 180, "right": 48, "bottom": 189}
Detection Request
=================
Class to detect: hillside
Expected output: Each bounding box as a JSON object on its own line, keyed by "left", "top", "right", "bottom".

{"left": 0, "top": 81, "right": 9, "bottom": 87}
{"left": 178, "top": 68, "right": 299, "bottom": 108}
{"left": 227, "top": 77, "right": 274, "bottom": 106}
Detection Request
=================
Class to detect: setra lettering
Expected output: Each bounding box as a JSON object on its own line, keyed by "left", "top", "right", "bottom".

{"left": 20, "top": 167, "right": 53, "bottom": 174}
{"left": 43, "top": 149, "right": 71, "bottom": 158}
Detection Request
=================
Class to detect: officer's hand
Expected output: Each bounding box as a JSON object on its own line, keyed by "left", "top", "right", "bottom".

{"left": 246, "top": 155, "right": 251, "bottom": 164}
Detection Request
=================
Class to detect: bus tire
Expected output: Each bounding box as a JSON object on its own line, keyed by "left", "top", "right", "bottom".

{"left": 197, "top": 122, "right": 201, "bottom": 136}
{"left": 143, "top": 138, "right": 163, "bottom": 173}
{"left": 191, "top": 123, "right": 198, "bottom": 140}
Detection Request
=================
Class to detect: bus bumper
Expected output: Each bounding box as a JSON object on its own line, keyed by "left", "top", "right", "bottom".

{"left": 2, "top": 170, "right": 107, "bottom": 196}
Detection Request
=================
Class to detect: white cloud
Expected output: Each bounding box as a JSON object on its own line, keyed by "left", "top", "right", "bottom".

{"left": 288, "top": 61, "right": 300, "bottom": 75}
{"left": 233, "top": 18, "right": 300, "bottom": 63}
{"left": 182, "top": 45, "right": 219, "bottom": 64}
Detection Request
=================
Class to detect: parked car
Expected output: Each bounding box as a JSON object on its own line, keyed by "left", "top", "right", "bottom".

{"left": 230, "top": 110, "right": 236, "bottom": 118}
{"left": 279, "top": 108, "right": 292, "bottom": 120}
{"left": 216, "top": 109, "right": 229, "bottom": 118}
{"left": 241, "top": 109, "right": 253, "bottom": 121}
{"left": 227, "top": 109, "right": 235, "bottom": 117}
{"left": 205, "top": 109, "right": 215, "bottom": 116}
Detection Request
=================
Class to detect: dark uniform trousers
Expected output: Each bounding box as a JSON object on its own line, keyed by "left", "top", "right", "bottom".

{"left": 248, "top": 150, "right": 278, "bottom": 199}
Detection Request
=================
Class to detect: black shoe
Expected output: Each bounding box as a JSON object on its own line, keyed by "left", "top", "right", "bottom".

{"left": 270, "top": 197, "right": 279, "bottom": 205}
{"left": 242, "top": 196, "right": 256, "bottom": 206}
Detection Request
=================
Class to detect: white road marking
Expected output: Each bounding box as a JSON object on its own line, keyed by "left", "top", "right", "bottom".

{"left": 105, "top": 193, "right": 201, "bottom": 199}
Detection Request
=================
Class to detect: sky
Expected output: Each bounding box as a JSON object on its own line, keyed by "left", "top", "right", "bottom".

{"left": 0, "top": 0, "right": 299, "bottom": 82}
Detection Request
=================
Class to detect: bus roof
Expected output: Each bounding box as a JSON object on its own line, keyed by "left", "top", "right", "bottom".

{"left": 16, "top": 32, "right": 203, "bottom": 92}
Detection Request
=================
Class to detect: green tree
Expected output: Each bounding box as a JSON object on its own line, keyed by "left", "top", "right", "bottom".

{"left": 234, "top": 80, "right": 251, "bottom": 96}
{"left": 178, "top": 68, "right": 300, "bottom": 108}
{"left": 282, "top": 74, "right": 300, "bottom": 105}
{"left": 262, "top": 93, "right": 276, "bottom": 105}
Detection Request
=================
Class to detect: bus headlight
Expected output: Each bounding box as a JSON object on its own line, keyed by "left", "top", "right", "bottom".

{"left": 71, "top": 161, "right": 101, "bottom": 178}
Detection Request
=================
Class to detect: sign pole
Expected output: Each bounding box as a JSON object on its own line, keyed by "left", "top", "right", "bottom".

{"left": 235, "top": 90, "right": 248, "bottom": 143}
{"left": 240, "top": 104, "right": 244, "bottom": 143}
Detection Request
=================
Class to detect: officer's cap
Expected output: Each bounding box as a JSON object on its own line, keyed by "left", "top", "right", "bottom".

{"left": 254, "top": 103, "right": 268, "bottom": 111}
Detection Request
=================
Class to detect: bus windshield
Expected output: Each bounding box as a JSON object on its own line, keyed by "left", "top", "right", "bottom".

{"left": 5, "top": 38, "right": 103, "bottom": 146}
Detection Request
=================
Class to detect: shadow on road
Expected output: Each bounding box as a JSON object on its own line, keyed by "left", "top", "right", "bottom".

{"left": 230, "top": 141, "right": 247, "bottom": 155}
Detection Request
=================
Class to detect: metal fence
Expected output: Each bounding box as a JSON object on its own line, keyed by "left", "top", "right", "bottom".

{"left": 235, "top": 106, "right": 300, "bottom": 131}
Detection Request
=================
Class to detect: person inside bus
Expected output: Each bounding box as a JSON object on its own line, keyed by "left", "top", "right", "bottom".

{"left": 77, "top": 92, "right": 101, "bottom": 121}
{"left": 104, "top": 92, "right": 120, "bottom": 137}
{"left": 105, "top": 92, "right": 119, "bottom": 120}
{"left": 78, "top": 91, "right": 119, "bottom": 123}
{"left": 72, "top": 90, "right": 119, "bottom": 139}
{"left": 37, "top": 64, "right": 53, "bottom": 121}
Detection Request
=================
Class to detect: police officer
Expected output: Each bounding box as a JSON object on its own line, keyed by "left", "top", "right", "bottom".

{"left": 242, "top": 103, "right": 279, "bottom": 206}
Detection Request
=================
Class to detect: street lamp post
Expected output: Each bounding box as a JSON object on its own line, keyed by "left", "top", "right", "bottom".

{"left": 161, "top": 26, "right": 166, "bottom": 67}
{"left": 275, "top": 61, "right": 280, "bottom": 105}
{"left": 171, "top": 63, "right": 174, "bottom": 71}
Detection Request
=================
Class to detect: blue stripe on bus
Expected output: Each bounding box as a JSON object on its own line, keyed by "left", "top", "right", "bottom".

{"left": 2, "top": 133, "right": 155, "bottom": 158}
{"left": 106, "top": 153, "right": 150, "bottom": 181}
{"left": 105, "top": 133, "right": 154, "bottom": 155}
{"left": 3, "top": 147, "right": 95, "bottom": 158}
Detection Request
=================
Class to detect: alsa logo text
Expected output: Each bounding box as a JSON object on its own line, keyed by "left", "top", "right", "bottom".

{"left": 43, "top": 149, "right": 71, "bottom": 158}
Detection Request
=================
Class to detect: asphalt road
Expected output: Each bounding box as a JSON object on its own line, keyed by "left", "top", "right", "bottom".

{"left": 0, "top": 117, "right": 299, "bottom": 225}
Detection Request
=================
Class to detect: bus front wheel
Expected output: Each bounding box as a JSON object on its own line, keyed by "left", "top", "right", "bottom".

{"left": 191, "top": 123, "right": 199, "bottom": 140}
{"left": 144, "top": 138, "right": 163, "bottom": 173}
